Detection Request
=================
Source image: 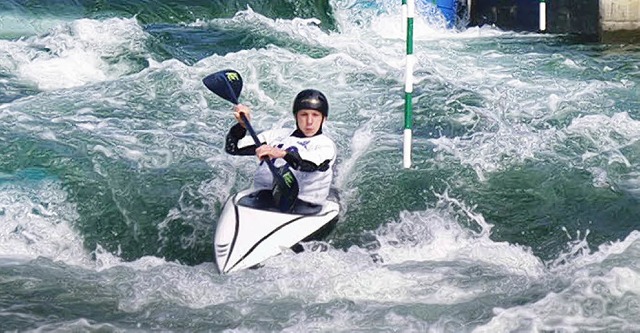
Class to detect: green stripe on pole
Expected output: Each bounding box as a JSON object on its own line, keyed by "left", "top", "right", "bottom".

{"left": 404, "top": 1, "right": 413, "bottom": 131}
{"left": 404, "top": 93, "right": 413, "bottom": 129}
{"left": 406, "top": 18, "right": 413, "bottom": 56}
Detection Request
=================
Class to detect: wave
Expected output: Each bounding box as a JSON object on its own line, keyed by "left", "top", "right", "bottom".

{"left": 0, "top": 0, "right": 337, "bottom": 28}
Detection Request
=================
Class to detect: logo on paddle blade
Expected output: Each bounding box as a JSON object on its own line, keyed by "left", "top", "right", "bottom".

{"left": 225, "top": 72, "right": 240, "bottom": 81}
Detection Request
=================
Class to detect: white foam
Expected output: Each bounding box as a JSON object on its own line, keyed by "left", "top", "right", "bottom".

{"left": 0, "top": 176, "right": 90, "bottom": 266}
{"left": 373, "top": 193, "right": 544, "bottom": 277}
{"left": 3, "top": 17, "right": 149, "bottom": 90}
{"left": 478, "top": 259, "right": 640, "bottom": 332}
{"left": 430, "top": 124, "right": 556, "bottom": 181}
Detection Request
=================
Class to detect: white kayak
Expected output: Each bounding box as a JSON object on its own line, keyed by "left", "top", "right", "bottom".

{"left": 214, "top": 188, "right": 340, "bottom": 274}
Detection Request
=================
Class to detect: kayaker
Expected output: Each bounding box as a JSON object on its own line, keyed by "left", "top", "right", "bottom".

{"left": 224, "top": 89, "right": 336, "bottom": 210}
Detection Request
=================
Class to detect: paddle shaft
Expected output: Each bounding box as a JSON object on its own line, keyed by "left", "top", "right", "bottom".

{"left": 239, "top": 113, "right": 281, "bottom": 176}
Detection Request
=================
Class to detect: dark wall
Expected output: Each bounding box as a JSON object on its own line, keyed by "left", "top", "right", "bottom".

{"left": 470, "top": 0, "right": 540, "bottom": 31}
{"left": 470, "top": 0, "right": 600, "bottom": 37}
{"left": 546, "top": 0, "right": 599, "bottom": 37}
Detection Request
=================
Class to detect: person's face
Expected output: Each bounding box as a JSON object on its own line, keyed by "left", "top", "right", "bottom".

{"left": 296, "top": 109, "right": 325, "bottom": 137}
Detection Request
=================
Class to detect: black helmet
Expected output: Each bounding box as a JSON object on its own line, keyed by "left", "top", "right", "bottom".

{"left": 292, "top": 89, "right": 328, "bottom": 117}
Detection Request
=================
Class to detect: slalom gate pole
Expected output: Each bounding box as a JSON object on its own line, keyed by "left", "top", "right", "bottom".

{"left": 402, "top": 0, "right": 415, "bottom": 169}
{"left": 539, "top": 0, "right": 547, "bottom": 31}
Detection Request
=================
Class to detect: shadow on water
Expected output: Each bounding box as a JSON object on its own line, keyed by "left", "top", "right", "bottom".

{"left": 0, "top": 134, "right": 220, "bottom": 265}
{"left": 467, "top": 162, "right": 640, "bottom": 262}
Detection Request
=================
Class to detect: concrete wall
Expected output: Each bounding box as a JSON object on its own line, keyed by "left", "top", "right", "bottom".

{"left": 467, "top": 0, "right": 640, "bottom": 43}
{"left": 600, "top": 0, "right": 640, "bottom": 43}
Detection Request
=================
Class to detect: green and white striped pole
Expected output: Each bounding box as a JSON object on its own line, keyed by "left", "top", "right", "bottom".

{"left": 402, "top": 0, "right": 415, "bottom": 169}
{"left": 539, "top": 0, "right": 546, "bottom": 31}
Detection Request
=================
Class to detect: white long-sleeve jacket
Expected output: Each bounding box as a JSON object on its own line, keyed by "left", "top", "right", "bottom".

{"left": 225, "top": 124, "right": 336, "bottom": 205}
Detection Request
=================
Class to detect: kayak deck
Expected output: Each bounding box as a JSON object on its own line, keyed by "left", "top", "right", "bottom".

{"left": 214, "top": 188, "right": 340, "bottom": 274}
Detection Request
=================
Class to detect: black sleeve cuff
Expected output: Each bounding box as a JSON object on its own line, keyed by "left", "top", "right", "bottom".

{"left": 283, "top": 151, "right": 331, "bottom": 172}
{"left": 225, "top": 123, "right": 255, "bottom": 155}
{"left": 229, "top": 123, "right": 247, "bottom": 138}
